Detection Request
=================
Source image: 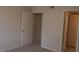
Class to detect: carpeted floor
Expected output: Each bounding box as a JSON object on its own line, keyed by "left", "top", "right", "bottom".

{"left": 7, "top": 41, "right": 52, "bottom": 52}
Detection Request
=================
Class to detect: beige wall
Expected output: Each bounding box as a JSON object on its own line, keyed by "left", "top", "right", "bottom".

{"left": 32, "top": 6, "right": 79, "bottom": 52}
{"left": 33, "top": 13, "right": 42, "bottom": 42}
{"left": 0, "top": 6, "right": 32, "bottom": 51}
{"left": 0, "top": 7, "right": 21, "bottom": 51}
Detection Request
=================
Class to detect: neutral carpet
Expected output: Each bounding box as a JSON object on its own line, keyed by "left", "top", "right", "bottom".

{"left": 7, "top": 41, "right": 52, "bottom": 52}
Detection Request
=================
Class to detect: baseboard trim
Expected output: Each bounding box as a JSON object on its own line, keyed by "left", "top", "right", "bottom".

{"left": 2, "top": 45, "right": 21, "bottom": 52}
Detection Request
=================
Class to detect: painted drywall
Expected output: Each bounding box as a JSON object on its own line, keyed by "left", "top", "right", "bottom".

{"left": 33, "top": 13, "right": 42, "bottom": 42}
{"left": 32, "top": 6, "right": 79, "bottom": 52}
{"left": 22, "top": 6, "right": 32, "bottom": 12}
{"left": 0, "top": 7, "right": 21, "bottom": 51}
{"left": 0, "top": 6, "right": 32, "bottom": 51}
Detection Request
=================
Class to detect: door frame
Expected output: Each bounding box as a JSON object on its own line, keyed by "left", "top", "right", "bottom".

{"left": 62, "top": 11, "right": 79, "bottom": 52}
{"left": 32, "top": 13, "right": 43, "bottom": 43}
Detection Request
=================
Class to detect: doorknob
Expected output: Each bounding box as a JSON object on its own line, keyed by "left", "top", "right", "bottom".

{"left": 22, "top": 30, "right": 24, "bottom": 32}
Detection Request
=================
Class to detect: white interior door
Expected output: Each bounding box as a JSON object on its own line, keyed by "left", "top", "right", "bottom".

{"left": 21, "top": 11, "right": 33, "bottom": 46}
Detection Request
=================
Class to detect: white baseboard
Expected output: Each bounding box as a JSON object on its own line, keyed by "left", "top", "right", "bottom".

{"left": 2, "top": 41, "right": 32, "bottom": 52}
{"left": 1, "top": 45, "right": 21, "bottom": 52}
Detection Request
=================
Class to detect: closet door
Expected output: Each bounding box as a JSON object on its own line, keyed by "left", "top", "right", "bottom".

{"left": 67, "top": 14, "right": 78, "bottom": 48}
{"left": 21, "top": 11, "right": 33, "bottom": 46}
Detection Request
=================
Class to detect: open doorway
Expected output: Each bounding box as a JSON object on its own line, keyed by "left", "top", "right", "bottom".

{"left": 32, "top": 13, "right": 42, "bottom": 45}
{"left": 63, "top": 11, "right": 79, "bottom": 52}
